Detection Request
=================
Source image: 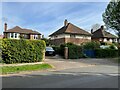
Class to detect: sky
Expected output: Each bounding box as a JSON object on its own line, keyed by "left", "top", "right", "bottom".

{"left": 1, "top": 1, "right": 113, "bottom": 38}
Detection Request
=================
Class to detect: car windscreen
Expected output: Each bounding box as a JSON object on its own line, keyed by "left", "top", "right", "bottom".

{"left": 46, "top": 47, "right": 54, "bottom": 51}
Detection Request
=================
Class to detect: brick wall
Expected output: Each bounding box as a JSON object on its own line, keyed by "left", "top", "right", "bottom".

{"left": 50, "top": 38, "right": 91, "bottom": 46}
{"left": 65, "top": 38, "right": 91, "bottom": 45}
{"left": 91, "top": 38, "right": 100, "bottom": 42}
{"left": 50, "top": 38, "right": 65, "bottom": 46}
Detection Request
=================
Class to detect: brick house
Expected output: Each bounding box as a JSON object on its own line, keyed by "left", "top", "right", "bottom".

{"left": 49, "top": 20, "right": 91, "bottom": 45}
{"left": 3, "top": 23, "right": 42, "bottom": 40}
{"left": 91, "top": 25, "right": 118, "bottom": 43}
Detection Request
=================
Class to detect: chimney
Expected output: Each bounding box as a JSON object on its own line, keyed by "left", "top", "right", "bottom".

{"left": 91, "top": 29, "right": 93, "bottom": 34}
{"left": 4, "top": 23, "right": 7, "bottom": 31}
{"left": 64, "top": 19, "right": 68, "bottom": 26}
{"left": 100, "top": 25, "right": 104, "bottom": 30}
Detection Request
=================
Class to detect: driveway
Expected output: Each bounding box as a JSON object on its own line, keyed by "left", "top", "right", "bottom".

{"left": 2, "top": 56, "right": 119, "bottom": 88}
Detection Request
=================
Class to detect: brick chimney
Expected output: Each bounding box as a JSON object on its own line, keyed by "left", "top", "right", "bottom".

{"left": 91, "top": 29, "right": 93, "bottom": 34}
{"left": 100, "top": 25, "right": 104, "bottom": 30}
{"left": 100, "top": 25, "right": 105, "bottom": 36}
{"left": 4, "top": 23, "right": 7, "bottom": 31}
{"left": 64, "top": 19, "right": 68, "bottom": 27}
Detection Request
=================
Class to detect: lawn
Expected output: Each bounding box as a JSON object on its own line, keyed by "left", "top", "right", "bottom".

{"left": 1, "top": 63, "right": 53, "bottom": 74}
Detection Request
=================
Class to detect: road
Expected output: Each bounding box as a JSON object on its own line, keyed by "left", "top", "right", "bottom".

{"left": 1, "top": 58, "right": 119, "bottom": 88}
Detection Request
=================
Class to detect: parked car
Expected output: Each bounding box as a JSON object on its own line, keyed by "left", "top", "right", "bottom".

{"left": 45, "top": 47, "right": 55, "bottom": 56}
{"left": 100, "top": 45, "right": 118, "bottom": 49}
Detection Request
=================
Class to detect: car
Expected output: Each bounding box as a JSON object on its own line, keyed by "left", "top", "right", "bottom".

{"left": 45, "top": 47, "right": 56, "bottom": 56}
{"left": 100, "top": 45, "right": 118, "bottom": 49}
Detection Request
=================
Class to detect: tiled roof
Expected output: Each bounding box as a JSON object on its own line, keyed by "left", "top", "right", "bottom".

{"left": 92, "top": 28, "right": 117, "bottom": 39}
{"left": 4, "top": 26, "right": 41, "bottom": 35}
{"left": 49, "top": 23, "right": 91, "bottom": 36}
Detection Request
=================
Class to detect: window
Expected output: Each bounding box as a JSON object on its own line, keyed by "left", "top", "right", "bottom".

{"left": 70, "top": 34, "right": 75, "bottom": 38}
{"left": 34, "top": 35, "right": 38, "bottom": 39}
{"left": 11, "top": 33, "right": 14, "bottom": 38}
{"left": 15, "top": 33, "right": 17, "bottom": 38}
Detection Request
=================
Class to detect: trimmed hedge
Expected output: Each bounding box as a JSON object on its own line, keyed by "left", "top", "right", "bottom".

{"left": 68, "top": 45, "right": 83, "bottom": 59}
{"left": 1, "top": 39, "right": 46, "bottom": 64}
{"left": 56, "top": 43, "right": 83, "bottom": 59}
{"left": 82, "top": 41, "right": 100, "bottom": 50}
{"left": 52, "top": 46, "right": 61, "bottom": 54}
{"left": 95, "top": 48, "right": 118, "bottom": 58}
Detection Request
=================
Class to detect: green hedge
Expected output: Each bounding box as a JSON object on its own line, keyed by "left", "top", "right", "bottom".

{"left": 83, "top": 41, "right": 100, "bottom": 50}
{"left": 56, "top": 43, "right": 83, "bottom": 59}
{"left": 95, "top": 48, "right": 118, "bottom": 58}
{"left": 1, "top": 39, "right": 46, "bottom": 64}
{"left": 52, "top": 46, "right": 61, "bottom": 54}
{"left": 68, "top": 45, "right": 83, "bottom": 59}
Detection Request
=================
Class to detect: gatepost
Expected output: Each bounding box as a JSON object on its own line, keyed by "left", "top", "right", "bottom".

{"left": 64, "top": 47, "right": 68, "bottom": 59}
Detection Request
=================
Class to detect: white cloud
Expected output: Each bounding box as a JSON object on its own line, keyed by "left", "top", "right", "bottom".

{"left": 1, "top": 2, "right": 109, "bottom": 37}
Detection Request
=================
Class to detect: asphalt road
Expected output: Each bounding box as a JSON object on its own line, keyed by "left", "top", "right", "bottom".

{"left": 1, "top": 58, "right": 119, "bottom": 88}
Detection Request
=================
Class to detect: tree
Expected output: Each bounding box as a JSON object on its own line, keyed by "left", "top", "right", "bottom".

{"left": 102, "top": 0, "right": 120, "bottom": 37}
{"left": 41, "top": 38, "right": 50, "bottom": 46}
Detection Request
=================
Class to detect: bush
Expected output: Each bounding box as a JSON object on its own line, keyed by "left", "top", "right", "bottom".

{"left": 68, "top": 45, "right": 83, "bottom": 59}
{"left": 58, "top": 43, "right": 83, "bottom": 59}
{"left": 1, "top": 39, "right": 46, "bottom": 64}
{"left": 95, "top": 48, "right": 118, "bottom": 58}
{"left": 109, "top": 44, "right": 117, "bottom": 49}
{"left": 83, "top": 41, "right": 100, "bottom": 50}
{"left": 52, "top": 46, "right": 61, "bottom": 54}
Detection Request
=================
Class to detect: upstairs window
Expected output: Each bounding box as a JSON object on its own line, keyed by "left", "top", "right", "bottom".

{"left": 11, "top": 33, "right": 14, "bottom": 38}
{"left": 70, "top": 34, "right": 76, "bottom": 38}
{"left": 34, "top": 35, "right": 38, "bottom": 39}
{"left": 15, "top": 33, "right": 17, "bottom": 38}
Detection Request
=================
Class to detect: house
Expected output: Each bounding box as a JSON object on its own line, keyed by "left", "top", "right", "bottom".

{"left": 91, "top": 25, "right": 118, "bottom": 44}
{"left": 3, "top": 23, "right": 42, "bottom": 40}
{"left": 49, "top": 20, "right": 91, "bottom": 45}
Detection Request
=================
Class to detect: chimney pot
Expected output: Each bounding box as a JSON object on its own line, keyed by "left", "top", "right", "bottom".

{"left": 101, "top": 25, "right": 104, "bottom": 30}
{"left": 64, "top": 19, "right": 68, "bottom": 26}
{"left": 91, "top": 29, "right": 93, "bottom": 34}
{"left": 4, "top": 23, "right": 7, "bottom": 31}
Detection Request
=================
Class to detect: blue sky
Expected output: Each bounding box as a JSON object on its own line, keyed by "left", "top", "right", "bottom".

{"left": 1, "top": 2, "right": 110, "bottom": 37}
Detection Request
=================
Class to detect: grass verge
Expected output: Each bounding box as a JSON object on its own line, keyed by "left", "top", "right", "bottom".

{"left": 1, "top": 63, "right": 53, "bottom": 74}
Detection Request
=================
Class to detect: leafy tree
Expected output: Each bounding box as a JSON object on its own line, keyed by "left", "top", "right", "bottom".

{"left": 102, "top": 0, "right": 120, "bottom": 37}
{"left": 41, "top": 38, "right": 50, "bottom": 46}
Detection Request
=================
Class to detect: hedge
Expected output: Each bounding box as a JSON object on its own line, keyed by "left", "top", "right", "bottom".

{"left": 52, "top": 46, "right": 61, "bottom": 54}
{"left": 82, "top": 41, "right": 100, "bottom": 50}
{"left": 68, "top": 45, "right": 83, "bottom": 59}
{"left": 95, "top": 48, "right": 118, "bottom": 58}
{"left": 55, "top": 43, "right": 83, "bottom": 59}
{"left": 1, "top": 39, "right": 46, "bottom": 64}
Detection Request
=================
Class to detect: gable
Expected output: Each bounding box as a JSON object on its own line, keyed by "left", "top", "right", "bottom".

{"left": 92, "top": 28, "right": 117, "bottom": 39}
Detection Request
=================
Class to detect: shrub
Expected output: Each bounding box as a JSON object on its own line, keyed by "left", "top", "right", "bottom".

{"left": 68, "top": 45, "right": 83, "bottom": 59}
{"left": 109, "top": 44, "right": 117, "bottom": 49}
{"left": 1, "top": 39, "right": 46, "bottom": 64}
{"left": 58, "top": 43, "right": 83, "bottom": 59}
{"left": 52, "top": 46, "right": 61, "bottom": 54}
{"left": 95, "top": 48, "right": 118, "bottom": 58}
{"left": 83, "top": 41, "right": 100, "bottom": 50}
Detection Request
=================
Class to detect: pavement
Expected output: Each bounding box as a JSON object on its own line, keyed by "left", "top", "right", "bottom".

{"left": 1, "top": 55, "right": 119, "bottom": 88}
